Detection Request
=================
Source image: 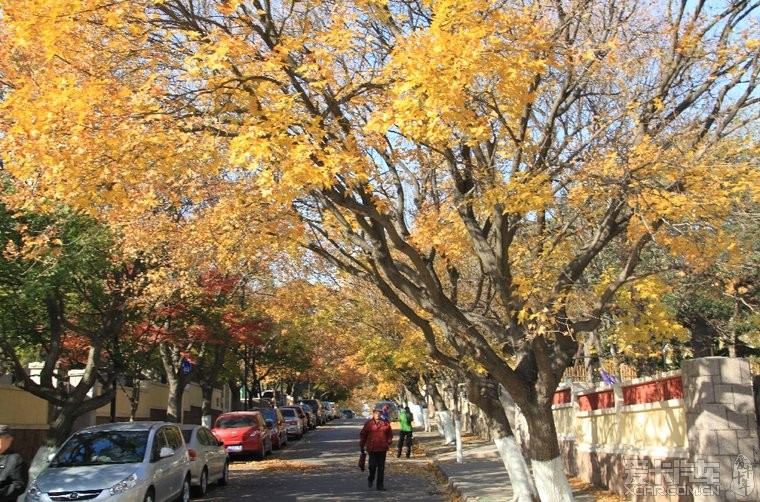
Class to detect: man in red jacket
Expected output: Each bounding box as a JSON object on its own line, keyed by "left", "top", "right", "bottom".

{"left": 359, "top": 408, "right": 393, "bottom": 490}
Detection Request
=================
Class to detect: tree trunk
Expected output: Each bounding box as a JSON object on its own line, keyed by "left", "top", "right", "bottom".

{"left": 49, "top": 402, "right": 84, "bottom": 446}
{"left": 228, "top": 379, "right": 243, "bottom": 411}
{"left": 465, "top": 373, "right": 538, "bottom": 502}
{"left": 198, "top": 344, "right": 227, "bottom": 426}
{"left": 521, "top": 401, "right": 573, "bottom": 502}
{"left": 201, "top": 383, "right": 215, "bottom": 428}
{"left": 166, "top": 376, "right": 183, "bottom": 422}
{"left": 426, "top": 377, "right": 447, "bottom": 413}
{"left": 161, "top": 342, "right": 193, "bottom": 423}
{"left": 129, "top": 382, "right": 141, "bottom": 421}
{"left": 425, "top": 376, "right": 456, "bottom": 442}
{"left": 436, "top": 410, "right": 456, "bottom": 445}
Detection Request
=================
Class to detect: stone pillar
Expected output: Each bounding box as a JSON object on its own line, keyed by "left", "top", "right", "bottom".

{"left": 682, "top": 357, "right": 759, "bottom": 501}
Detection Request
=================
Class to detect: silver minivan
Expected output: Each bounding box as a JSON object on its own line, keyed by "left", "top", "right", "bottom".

{"left": 26, "top": 421, "right": 191, "bottom": 502}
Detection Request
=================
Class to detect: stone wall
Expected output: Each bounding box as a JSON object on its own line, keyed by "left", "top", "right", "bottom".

{"left": 551, "top": 357, "right": 760, "bottom": 501}
{"left": 0, "top": 379, "right": 224, "bottom": 462}
{"left": 681, "top": 357, "right": 759, "bottom": 501}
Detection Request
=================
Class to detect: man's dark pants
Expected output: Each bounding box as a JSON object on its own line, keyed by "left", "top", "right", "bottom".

{"left": 397, "top": 431, "right": 412, "bottom": 458}
{"left": 367, "top": 451, "right": 387, "bottom": 489}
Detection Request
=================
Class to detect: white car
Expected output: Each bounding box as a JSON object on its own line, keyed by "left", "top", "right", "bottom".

{"left": 179, "top": 424, "right": 229, "bottom": 496}
{"left": 26, "top": 421, "right": 191, "bottom": 502}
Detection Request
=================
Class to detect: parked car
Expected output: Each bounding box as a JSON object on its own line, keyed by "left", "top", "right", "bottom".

{"left": 341, "top": 408, "right": 356, "bottom": 418}
{"left": 299, "top": 403, "right": 318, "bottom": 429}
{"left": 212, "top": 411, "right": 273, "bottom": 460}
{"left": 26, "top": 421, "right": 191, "bottom": 502}
{"left": 298, "top": 399, "right": 325, "bottom": 425}
{"left": 179, "top": 424, "right": 229, "bottom": 496}
{"left": 290, "top": 405, "right": 309, "bottom": 431}
{"left": 279, "top": 406, "right": 307, "bottom": 438}
{"left": 321, "top": 401, "right": 336, "bottom": 421}
{"left": 254, "top": 407, "right": 288, "bottom": 449}
{"left": 374, "top": 401, "right": 400, "bottom": 421}
{"left": 329, "top": 402, "right": 340, "bottom": 419}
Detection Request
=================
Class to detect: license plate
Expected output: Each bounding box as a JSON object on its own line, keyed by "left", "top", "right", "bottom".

{"left": 226, "top": 445, "right": 242, "bottom": 452}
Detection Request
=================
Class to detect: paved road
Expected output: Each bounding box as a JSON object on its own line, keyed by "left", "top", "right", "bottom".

{"left": 198, "top": 417, "right": 451, "bottom": 501}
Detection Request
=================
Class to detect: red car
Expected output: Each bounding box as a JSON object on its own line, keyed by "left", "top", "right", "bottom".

{"left": 254, "top": 407, "right": 288, "bottom": 450}
{"left": 211, "top": 411, "right": 273, "bottom": 460}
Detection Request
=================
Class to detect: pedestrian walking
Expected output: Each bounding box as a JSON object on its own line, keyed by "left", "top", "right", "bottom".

{"left": 380, "top": 404, "right": 390, "bottom": 422}
{"left": 360, "top": 408, "right": 393, "bottom": 491}
{"left": 0, "top": 425, "right": 28, "bottom": 502}
{"left": 397, "top": 406, "right": 413, "bottom": 458}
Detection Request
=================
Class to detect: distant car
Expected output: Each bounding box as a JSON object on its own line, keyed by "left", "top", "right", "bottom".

{"left": 298, "top": 399, "right": 325, "bottom": 425}
{"left": 26, "top": 421, "right": 191, "bottom": 502}
{"left": 291, "top": 405, "right": 310, "bottom": 433}
{"left": 255, "top": 407, "right": 288, "bottom": 449}
{"left": 321, "top": 401, "right": 336, "bottom": 421}
{"left": 374, "top": 401, "right": 400, "bottom": 421}
{"left": 280, "top": 406, "right": 307, "bottom": 438}
{"left": 299, "top": 403, "right": 318, "bottom": 429}
{"left": 341, "top": 409, "right": 356, "bottom": 419}
{"left": 180, "top": 424, "right": 229, "bottom": 496}
{"left": 212, "top": 411, "right": 273, "bottom": 460}
{"left": 330, "top": 402, "right": 341, "bottom": 419}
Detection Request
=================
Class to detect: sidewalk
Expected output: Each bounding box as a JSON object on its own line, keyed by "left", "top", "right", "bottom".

{"left": 414, "top": 428, "right": 602, "bottom": 501}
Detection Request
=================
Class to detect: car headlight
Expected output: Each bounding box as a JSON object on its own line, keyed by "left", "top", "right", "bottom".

{"left": 26, "top": 483, "right": 43, "bottom": 502}
{"left": 109, "top": 473, "right": 138, "bottom": 495}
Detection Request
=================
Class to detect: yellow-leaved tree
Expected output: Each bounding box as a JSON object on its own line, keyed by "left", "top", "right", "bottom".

{"left": 2, "top": 1, "right": 759, "bottom": 499}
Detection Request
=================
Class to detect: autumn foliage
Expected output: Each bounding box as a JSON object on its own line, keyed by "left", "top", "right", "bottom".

{"left": 1, "top": 0, "right": 758, "bottom": 495}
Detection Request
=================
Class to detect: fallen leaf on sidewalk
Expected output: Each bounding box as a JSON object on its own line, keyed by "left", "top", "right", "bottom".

{"left": 568, "top": 477, "right": 627, "bottom": 501}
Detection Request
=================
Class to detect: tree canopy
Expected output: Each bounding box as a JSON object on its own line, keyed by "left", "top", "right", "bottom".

{"left": 1, "top": 0, "right": 758, "bottom": 497}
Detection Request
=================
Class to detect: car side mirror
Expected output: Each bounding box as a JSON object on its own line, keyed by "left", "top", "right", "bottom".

{"left": 159, "top": 446, "right": 175, "bottom": 458}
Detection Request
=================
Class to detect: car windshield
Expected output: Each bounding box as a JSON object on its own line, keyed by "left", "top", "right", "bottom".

{"left": 53, "top": 430, "right": 148, "bottom": 467}
{"left": 215, "top": 416, "right": 257, "bottom": 428}
{"left": 280, "top": 409, "right": 296, "bottom": 418}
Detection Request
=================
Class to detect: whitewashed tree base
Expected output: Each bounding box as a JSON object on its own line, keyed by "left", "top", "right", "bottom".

{"left": 494, "top": 436, "right": 538, "bottom": 501}
{"left": 532, "top": 456, "right": 574, "bottom": 502}
{"left": 436, "top": 410, "right": 455, "bottom": 445}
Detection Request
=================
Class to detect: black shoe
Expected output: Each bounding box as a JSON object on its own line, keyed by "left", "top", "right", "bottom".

{"left": 368, "top": 478, "right": 373, "bottom": 488}
{"left": 396, "top": 452, "right": 401, "bottom": 458}
{"left": 377, "top": 486, "right": 386, "bottom": 491}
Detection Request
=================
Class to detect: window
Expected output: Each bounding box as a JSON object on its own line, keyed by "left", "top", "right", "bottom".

{"left": 164, "top": 426, "right": 183, "bottom": 449}
{"left": 54, "top": 430, "right": 148, "bottom": 467}
{"left": 198, "top": 428, "right": 214, "bottom": 446}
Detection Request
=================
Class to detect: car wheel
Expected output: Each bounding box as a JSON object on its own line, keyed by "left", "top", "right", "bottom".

{"left": 267, "top": 437, "right": 273, "bottom": 455}
{"left": 177, "top": 476, "right": 190, "bottom": 502}
{"left": 282, "top": 434, "right": 287, "bottom": 447}
{"left": 193, "top": 468, "right": 208, "bottom": 497}
{"left": 253, "top": 442, "right": 265, "bottom": 461}
{"left": 218, "top": 461, "right": 229, "bottom": 486}
{"left": 143, "top": 490, "right": 155, "bottom": 502}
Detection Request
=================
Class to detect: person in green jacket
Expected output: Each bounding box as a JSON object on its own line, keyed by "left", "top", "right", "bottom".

{"left": 396, "top": 406, "right": 414, "bottom": 458}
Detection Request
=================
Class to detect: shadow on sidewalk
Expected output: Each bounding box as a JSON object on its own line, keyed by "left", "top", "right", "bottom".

{"left": 414, "top": 427, "right": 612, "bottom": 501}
